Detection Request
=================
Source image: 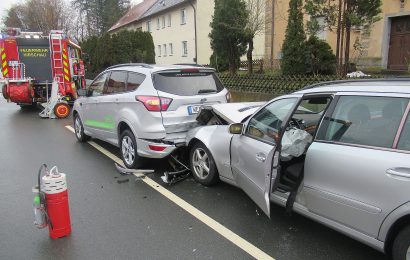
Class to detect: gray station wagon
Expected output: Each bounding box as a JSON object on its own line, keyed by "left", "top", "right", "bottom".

{"left": 186, "top": 79, "right": 410, "bottom": 260}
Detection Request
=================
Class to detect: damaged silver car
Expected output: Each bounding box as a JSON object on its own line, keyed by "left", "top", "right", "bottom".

{"left": 73, "top": 64, "right": 229, "bottom": 168}
{"left": 186, "top": 80, "right": 410, "bottom": 260}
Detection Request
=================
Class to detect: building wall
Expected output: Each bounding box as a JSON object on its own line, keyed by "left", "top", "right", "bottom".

{"left": 115, "top": 0, "right": 266, "bottom": 66}
{"left": 265, "top": 0, "right": 410, "bottom": 70}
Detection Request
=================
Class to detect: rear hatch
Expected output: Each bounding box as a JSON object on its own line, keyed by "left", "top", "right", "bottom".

{"left": 153, "top": 68, "right": 228, "bottom": 144}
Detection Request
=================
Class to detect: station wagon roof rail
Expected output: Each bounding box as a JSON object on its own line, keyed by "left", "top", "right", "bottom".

{"left": 302, "top": 78, "right": 410, "bottom": 90}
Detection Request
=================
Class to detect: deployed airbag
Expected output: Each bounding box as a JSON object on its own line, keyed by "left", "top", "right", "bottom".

{"left": 281, "top": 128, "right": 312, "bottom": 161}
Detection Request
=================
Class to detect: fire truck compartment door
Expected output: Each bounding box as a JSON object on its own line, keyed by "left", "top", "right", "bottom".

{"left": 16, "top": 38, "right": 52, "bottom": 81}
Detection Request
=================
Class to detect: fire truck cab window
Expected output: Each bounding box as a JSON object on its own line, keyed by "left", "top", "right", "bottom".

{"left": 89, "top": 72, "right": 107, "bottom": 96}
{"left": 105, "top": 71, "right": 127, "bottom": 94}
{"left": 127, "top": 72, "right": 145, "bottom": 91}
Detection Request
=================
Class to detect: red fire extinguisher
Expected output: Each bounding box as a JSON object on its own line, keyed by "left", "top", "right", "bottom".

{"left": 33, "top": 164, "right": 72, "bottom": 239}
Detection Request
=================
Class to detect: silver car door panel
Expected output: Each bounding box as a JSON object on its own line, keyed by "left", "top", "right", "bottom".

{"left": 304, "top": 141, "right": 410, "bottom": 238}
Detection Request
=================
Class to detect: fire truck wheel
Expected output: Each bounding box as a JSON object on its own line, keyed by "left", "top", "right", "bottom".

{"left": 2, "top": 84, "right": 9, "bottom": 99}
{"left": 54, "top": 103, "right": 71, "bottom": 118}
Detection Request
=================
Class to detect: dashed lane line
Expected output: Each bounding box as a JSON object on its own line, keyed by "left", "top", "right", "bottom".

{"left": 65, "top": 125, "right": 274, "bottom": 260}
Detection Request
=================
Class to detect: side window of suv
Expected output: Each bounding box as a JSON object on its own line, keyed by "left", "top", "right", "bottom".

{"left": 89, "top": 72, "right": 108, "bottom": 96}
{"left": 318, "top": 96, "right": 408, "bottom": 148}
{"left": 398, "top": 111, "right": 410, "bottom": 151}
{"left": 246, "top": 98, "right": 298, "bottom": 144}
{"left": 105, "top": 71, "right": 127, "bottom": 94}
{"left": 127, "top": 72, "right": 146, "bottom": 92}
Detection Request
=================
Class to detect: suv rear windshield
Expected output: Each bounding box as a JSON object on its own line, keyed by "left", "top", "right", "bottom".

{"left": 153, "top": 71, "right": 224, "bottom": 96}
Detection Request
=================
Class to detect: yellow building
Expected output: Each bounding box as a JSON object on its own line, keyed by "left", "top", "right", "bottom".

{"left": 109, "top": 0, "right": 266, "bottom": 65}
{"left": 264, "top": 0, "right": 410, "bottom": 72}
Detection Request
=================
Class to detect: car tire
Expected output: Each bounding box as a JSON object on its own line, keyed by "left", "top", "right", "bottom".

{"left": 120, "top": 129, "right": 143, "bottom": 169}
{"left": 392, "top": 225, "right": 410, "bottom": 260}
{"left": 189, "top": 141, "right": 219, "bottom": 186}
{"left": 74, "top": 114, "right": 90, "bottom": 142}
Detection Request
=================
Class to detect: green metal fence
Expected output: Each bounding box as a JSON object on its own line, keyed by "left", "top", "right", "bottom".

{"left": 217, "top": 73, "right": 383, "bottom": 95}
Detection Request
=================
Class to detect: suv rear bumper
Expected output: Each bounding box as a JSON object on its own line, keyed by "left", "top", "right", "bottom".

{"left": 136, "top": 138, "right": 177, "bottom": 158}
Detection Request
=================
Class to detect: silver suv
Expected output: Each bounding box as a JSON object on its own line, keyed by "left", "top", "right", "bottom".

{"left": 186, "top": 80, "right": 410, "bottom": 260}
{"left": 73, "top": 64, "right": 229, "bottom": 168}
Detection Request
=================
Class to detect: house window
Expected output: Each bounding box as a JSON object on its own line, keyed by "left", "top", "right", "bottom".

{"left": 167, "top": 14, "right": 172, "bottom": 27}
{"left": 157, "top": 45, "right": 161, "bottom": 57}
{"left": 169, "top": 43, "right": 173, "bottom": 56}
{"left": 163, "top": 44, "right": 167, "bottom": 56}
{"left": 146, "top": 21, "right": 151, "bottom": 32}
{"left": 157, "top": 17, "right": 160, "bottom": 30}
{"left": 162, "top": 16, "right": 166, "bottom": 28}
{"left": 312, "top": 16, "right": 326, "bottom": 40}
{"left": 181, "top": 9, "right": 186, "bottom": 25}
{"left": 182, "top": 41, "right": 188, "bottom": 56}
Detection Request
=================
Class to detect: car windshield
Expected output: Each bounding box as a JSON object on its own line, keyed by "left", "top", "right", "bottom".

{"left": 153, "top": 71, "right": 224, "bottom": 96}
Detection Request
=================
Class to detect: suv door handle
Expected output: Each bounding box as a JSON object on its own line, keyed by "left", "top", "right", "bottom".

{"left": 256, "top": 153, "right": 266, "bottom": 163}
{"left": 386, "top": 168, "right": 410, "bottom": 179}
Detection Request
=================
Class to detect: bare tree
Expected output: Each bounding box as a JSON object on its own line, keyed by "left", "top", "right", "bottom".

{"left": 245, "top": 0, "right": 265, "bottom": 74}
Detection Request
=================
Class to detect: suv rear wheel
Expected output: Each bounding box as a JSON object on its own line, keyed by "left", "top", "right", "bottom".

{"left": 120, "top": 129, "right": 143, "bottom": 168}
{"left": 392, "top": 225, "right": 410, "bottom": 260}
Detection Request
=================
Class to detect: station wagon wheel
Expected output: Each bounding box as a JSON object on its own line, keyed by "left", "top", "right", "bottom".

{"left": 73, "top": 114, "right": 90, "bottom": 142}
{"left": 189, "top": 142, "right": 219, "bottom": 186}
{"left": 120, "top": 129, "right": 143, "bottom": 169}
{"left": 392, "top": 225, "right": 410, "bottom": 260}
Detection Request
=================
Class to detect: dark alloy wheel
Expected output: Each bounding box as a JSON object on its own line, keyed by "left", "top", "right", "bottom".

{"left": 392, "top": 225, "right": 410, "bottom": 260}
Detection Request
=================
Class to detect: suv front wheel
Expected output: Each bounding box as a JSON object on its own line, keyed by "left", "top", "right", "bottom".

{"left": 393, "top": 225, "right": 410, "bottom": 260}
{"left": 120, "top": 129, "right": 142, "bottom": 169}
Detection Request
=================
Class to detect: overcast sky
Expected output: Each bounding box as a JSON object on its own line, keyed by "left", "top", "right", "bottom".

{"left": 0, "top": 0, "right": 143, "bottom": 25}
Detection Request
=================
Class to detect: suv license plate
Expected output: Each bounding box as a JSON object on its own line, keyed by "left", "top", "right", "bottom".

{"left": 188, "top": 105, "right": 201, "bottom": 115}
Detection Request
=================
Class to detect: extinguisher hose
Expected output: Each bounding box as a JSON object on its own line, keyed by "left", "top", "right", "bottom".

{"left": 38, "top": 164, "right": 54, "bottom": 230}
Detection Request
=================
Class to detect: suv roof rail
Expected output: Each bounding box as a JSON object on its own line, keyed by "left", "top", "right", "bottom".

{"left": 107, "top": 63, "right": 153, "bottom": 70}
{"left": 301, "top": 78, "right": 410, "bottom": 90}
{"left": 173, "top": 63, "right": 204, "bottom": 67}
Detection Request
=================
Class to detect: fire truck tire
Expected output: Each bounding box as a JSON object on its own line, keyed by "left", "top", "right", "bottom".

{"left": 54, "top": 103, "right": 71, "bottom": 118}
{"left": 2, "top": 84, "right": 8, "bottom": 99}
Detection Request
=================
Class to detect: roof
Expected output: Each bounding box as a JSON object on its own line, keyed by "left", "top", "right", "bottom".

{"left": 108, "top": 0, "right": 157, "bottom": 32}
{"left": 106, "top": 63, "right": 215, "bottom": 74}
{"left": 295, "top": 79, "right": 410, "bottom": 95}
{"left": 140, "top": 0, "right": 189, "bottom": 19}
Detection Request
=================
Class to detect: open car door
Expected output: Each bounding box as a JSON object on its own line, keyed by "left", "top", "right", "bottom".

{"left": 230, "top": 97, "right": 300, "bottom": 216}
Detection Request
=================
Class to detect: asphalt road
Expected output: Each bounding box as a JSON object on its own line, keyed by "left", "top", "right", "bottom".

{"left": 0, "top": 98, "right": 386, "bottom": 260}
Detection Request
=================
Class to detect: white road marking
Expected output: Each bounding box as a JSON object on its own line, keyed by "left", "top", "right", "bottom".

{"left": 65, "top": 125, "right": 274, "bottom": 260}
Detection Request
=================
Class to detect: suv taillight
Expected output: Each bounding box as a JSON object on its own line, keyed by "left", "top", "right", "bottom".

{"left": 136, "top": 96, "right": 172, "bottom": 111}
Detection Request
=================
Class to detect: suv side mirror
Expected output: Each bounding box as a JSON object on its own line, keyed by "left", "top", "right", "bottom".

{"left": 229, "top": 123, "right": 244, "bottom": 134}
{"left": 77, "top": 89, "right": 92, "bottom": 97}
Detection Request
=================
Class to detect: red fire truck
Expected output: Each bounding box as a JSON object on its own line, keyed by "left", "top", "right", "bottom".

{"left": 0, "top": 28, "right": 85, "bottom": 118}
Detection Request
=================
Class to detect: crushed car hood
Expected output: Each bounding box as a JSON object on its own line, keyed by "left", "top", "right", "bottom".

{"left": 196, "top": 102, "right": 265, "bottom": 125}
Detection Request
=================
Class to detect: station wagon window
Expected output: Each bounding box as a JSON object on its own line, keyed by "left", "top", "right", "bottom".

{"left": 246, "top": 98, "right": 298, "bottom": 144}
{"left": 105, "top": 71, "right": 127, "bottom": 94}
{"left": 319, "top": 96, "right": 408, "bottom": 148}
{"left": 126, "top": 72, "right": 146, "bottom": 92}
{"left": 89, "top": 72, "right": 107, "bottom": 96}
{"left": 397, "top": 111, "right": 410, "bottom": 151}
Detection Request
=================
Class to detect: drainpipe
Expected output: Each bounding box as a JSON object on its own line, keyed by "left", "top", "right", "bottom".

{"left": 270, "top": 0, "right": 275, "bottom": 67}
{"left": 189, "top": 0, "right": 198, "bottom": 64}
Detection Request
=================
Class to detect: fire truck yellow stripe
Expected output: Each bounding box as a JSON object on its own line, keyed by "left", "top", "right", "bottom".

{"left": 62, "top": 53, "right": 67, "bottom": 60}
{"left": 64, "top": 68, "right": 69, "bottom": 74}
{"left": 3, "top": 68, "right": 8, "bottom": 75}
{"left": 64, "top": 75, "right": 69, "bottom": 81}
{"left": 63, "top": 61, "right": 68, "bottom": 67}
{"left": 1, "top": 53, "right": 5, "bottom": 60}
{"left": 2, "top": 61, "right": 6, "bottom": 67}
